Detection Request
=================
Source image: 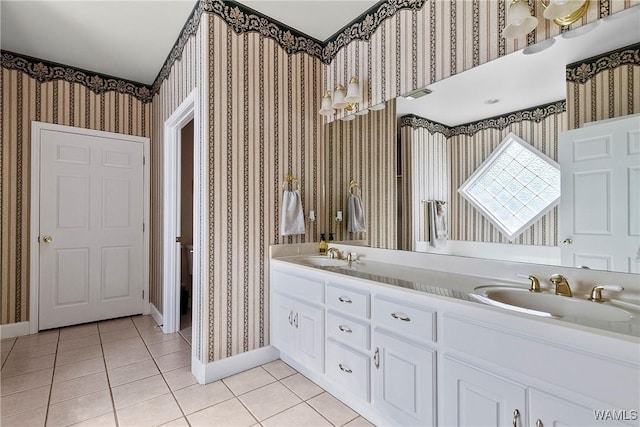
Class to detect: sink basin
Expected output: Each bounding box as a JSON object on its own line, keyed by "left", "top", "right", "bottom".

{"left": 295, "top": 256, "right": 346, "bottom": 267}
{"left": 473, "top": 286, "right": 634, "bottom": 322}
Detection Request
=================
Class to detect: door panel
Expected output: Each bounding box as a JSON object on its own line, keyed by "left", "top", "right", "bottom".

{"left": 39, "top": 128, "right": 144, "bottom": 329}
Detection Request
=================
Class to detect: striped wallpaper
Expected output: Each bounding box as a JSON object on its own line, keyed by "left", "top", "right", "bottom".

{"left": 324, "top": 0, "right": 638, "bottom": 122}
{"left": 206, "top": 14, "right": 324, "bottom": 361}
{"left": 324, "top": 100, "right": 397, "bottom": 250}
{"left": 0, "top": 68, "right": 151, "bottom": 325}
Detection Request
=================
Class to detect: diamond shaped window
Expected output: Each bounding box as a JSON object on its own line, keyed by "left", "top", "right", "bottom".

{"left": 458, "top": 132, "right": 560, "bottom": 241}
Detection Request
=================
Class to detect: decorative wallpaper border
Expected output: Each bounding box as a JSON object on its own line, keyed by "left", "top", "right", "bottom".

{"left": 400, "top": 100, "right": 567, "bottom": 137}
{"left": 566, "top": 42, "right": 640, "bottom": 84}
{"left": 1, "top": 50, "right": 153, "bottom": 103}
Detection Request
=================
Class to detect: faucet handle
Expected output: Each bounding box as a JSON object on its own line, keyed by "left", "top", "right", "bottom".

{"left": 516, "top": 273, "right": 541, "bottom": 292}
{"left": 588, "top": 285, "right": 624, "bottom": 302}
{"left": 549, "top": 274, "right": 566, "bottom": 284}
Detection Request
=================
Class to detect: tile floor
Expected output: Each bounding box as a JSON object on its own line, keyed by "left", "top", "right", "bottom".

{"left": 0, "top": 315, "right": 374, "bottom": 427}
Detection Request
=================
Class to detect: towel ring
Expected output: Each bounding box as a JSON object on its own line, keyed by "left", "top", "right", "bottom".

{"left": 349, "top": 180, "right": 361, "bottom": 196}
{"left": 282, "top": 174, "right": 300, "bottom": 191}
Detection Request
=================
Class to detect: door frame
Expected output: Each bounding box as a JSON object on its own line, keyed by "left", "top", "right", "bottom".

{"left": 162, "top": 89, "right": 202, "bottom": 334}
{"left": 29, "top": 121, "right": 151, "bottom": 334}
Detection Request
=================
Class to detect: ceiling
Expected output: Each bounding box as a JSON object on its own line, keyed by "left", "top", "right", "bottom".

{"left": 0, "top": 0, "right": 378, "bottom": 85}
{"left": 396, "top": 6, "right": 640, "bottom": 126}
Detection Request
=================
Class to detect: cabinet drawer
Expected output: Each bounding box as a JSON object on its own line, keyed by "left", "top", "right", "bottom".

{"left": 373, "top": 296, "right": 436, "bottom": 344}
{"left": 327, "top": 311, "right": 370, "bottom": 350}
{"left": 326, "top": 339, "right": 370, "bottom": 402}
{"left": 326, "top": 283, "right": 370, "bottom": 319}
{"left": 272, "top": 270, "right": 324, "bottom": 303}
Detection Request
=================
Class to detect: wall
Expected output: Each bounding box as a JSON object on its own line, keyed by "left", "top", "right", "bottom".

{"left": 323, "top": 0, "right": 638, "bottom": 122}
{"left": 324, "top": 100, "right": 397, "bottom": 249}
{"left": 0, "top": 67, "right": 151, "bottom": 325}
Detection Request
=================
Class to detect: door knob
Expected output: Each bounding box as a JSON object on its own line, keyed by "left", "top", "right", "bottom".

{"left": 562, "top": 238, "right": 573, "bottom": 245}
{"left": 42, "top": 235, "right": 53, "bottom": 243}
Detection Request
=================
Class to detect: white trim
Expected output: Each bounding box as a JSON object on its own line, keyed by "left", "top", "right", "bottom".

{"left": 162, "top": 89, "right": 201, "bottom": 335}
{"left": 30, "top": 122, "right": 150, "bottom": 334}
{"left": 0, "top": 321, "right": 31, "bottom": 339}
{"left": 150, "top": 303, "right": 163, "bottom": 327}
{"left": 191, "top": 346, "right": 280, "bottom": 385}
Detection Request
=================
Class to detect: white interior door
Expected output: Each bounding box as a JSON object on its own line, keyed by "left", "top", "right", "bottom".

{"left": 559, "top": 114, "right": 640, "bottom": 273}
{"left": 38, "top": 127, "right": 145, "bottom": 329}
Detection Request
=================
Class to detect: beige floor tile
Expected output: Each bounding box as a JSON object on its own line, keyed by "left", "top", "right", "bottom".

{"left": 57, "top": 334, "right": 101, "bottom": 352}
{"left": 1, "top": 337, "right": 17, "bottom": 345}
{"left": 0, "top": 385, "right": 50, "bottom": 418}
{"left": 147, "top": 337, "right": 190, "bottom": 357}
{"left": 154, "top": 349, "right": 190, "bottom": 372}
{"left": 101, "top": 336, "right": 146, "bottom": 355}
{"left": 104, "top": 346, "right": 151, "bottom": 370}
{"left": 1, "top": 349, "right": 10, "bottom": 365}
{"left": 173, "top": 380, "right": 233, "bottom": 415}
{"left": 99, "top": 327, "right": 140, "bottom": 344}
{"left": 343, "top": 416, "right": 376, "bottom": 427}
{"left": 280, "top": 373, "right": 324, "bottom": 400}
{"left": 13, "top": 330, "right": 59, "bottom": 347}
{"left": 178, "top": 326, "right": 192, "bottom": 345}
{"left": 98, "top": 317, "right": 134, "bottom": 333}
{"left": 262, "top": 402, "right": 332, "bottom": 427}
{"left": 1, "top": 353, "right": 56, "bottom": 378}
{"left": 262, "top": 359, "right": 297, "bottom": 380}
{"left": 162, "top": 365, "right": 198, "bottom": 391}
{"left": 0, "top": 405, "right": 47, "bottom": 427}
{"left": 59, "top": 323, "right": 99, "bottom": 341}
{"left": 131, "top": 315, "right": 157, "bottom": 327}
{"left": 307, "top": 392, "right": 358, "bottom": 426}
{"left": 50, "top": 371, "right": 109, "bottom": 404}
{"left": 160, "top": 417, "right": 190, "bottom": 427}
{"left": 140, "top": 331, "right": 182, "bottom": 346}
{"left": 116, "top": 393, "right": 183, "bottom": 427}
{"left": 111, "top": 374, "right": 170, "bottom": 409}
{"left": 54, "top": 356, "right": 105, "bottom": 383}
{"left": 239, "top": 381, "right": 302, "bottom": 421}
{"left": 107, "top": 358, "right": 160, "bottom": 387}
{"left": 8, "top": 341, "right": 58, "bottom": 358}
{"left": 46, "top": 389, "right": 113, "bottom": 426}
{"left": 0, "top": 367, "right": 53, "bottom": 396}
{"left": 222, "top": 366, "right": 276, "bottom": 396}
{"left": 187, "top": 397, "right": 257, "bottom": 427}
{"left": 55, "top": 344, "right": 103, "bottom": 366}
{"left": 71, "top": 412, "right": 117, "bottom": 427}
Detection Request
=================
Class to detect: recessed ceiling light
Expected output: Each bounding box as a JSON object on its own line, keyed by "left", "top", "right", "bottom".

{"left": 484, "top": 99, "right": 500, "bottom": 104}
{"left": 403, "top": 88, "right": 432, "bottom": 100}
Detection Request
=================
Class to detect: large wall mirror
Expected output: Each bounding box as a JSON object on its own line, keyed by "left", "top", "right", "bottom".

{"left": 324, "top": 6, "right": 640, "bottom": 274}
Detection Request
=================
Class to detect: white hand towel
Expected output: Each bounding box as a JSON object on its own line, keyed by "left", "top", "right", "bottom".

{"left": 428, "top": 201, "right": 447, "bottom": 247}
{"left": 347, "top": 193, "right": 367, "bottom": 233}
{"left": 280, "top": 190, "right": 305, "bottom": 236}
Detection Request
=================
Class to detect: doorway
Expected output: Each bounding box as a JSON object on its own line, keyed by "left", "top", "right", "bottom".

{"left": 179, "top": 120, "right": 194, "bottom": 344}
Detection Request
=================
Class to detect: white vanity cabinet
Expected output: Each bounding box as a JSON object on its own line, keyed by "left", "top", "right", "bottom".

{"left": 271, "top": 270, "right": 325, "bottom": 373}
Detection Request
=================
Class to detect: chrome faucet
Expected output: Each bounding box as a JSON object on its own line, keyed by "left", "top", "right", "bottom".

{"left": 326, "top": 247, "right": 344, "bottom": 260}
{"left": 549, "top": 274, "right": 572, "bottom": 297}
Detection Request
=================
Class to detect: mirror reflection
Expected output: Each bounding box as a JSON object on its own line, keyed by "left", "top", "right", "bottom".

{"left": 325, "top": 6, "right": 640, "bottom": 274}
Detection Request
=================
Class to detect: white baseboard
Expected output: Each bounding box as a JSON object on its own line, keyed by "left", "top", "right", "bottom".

{"left": 0, "top": 321, "right": 31, "bottom": 339}
{"left": 191, "top": 345, "right": 280, "bottom": 384}
{"left": 150, "top": 303, "right": 163, "bottom": 327}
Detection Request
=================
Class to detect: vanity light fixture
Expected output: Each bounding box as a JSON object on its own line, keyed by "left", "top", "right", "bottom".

{"left": 319, "top": 77, "right": 362, "bottom": 116}
{"left": 502, "top": 0, "right": 590, "bottom": 39}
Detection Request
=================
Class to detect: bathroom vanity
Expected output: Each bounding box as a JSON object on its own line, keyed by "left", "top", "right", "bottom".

{"left": 270, "top": 244, "right": 640, "bottom": 427}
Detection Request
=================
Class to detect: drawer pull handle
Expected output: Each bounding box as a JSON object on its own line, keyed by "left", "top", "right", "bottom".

{"left": 512, "top": 409, "right": 520, "bottom": 427}
{"left": 338, "top": 364, "right": 352, "bottom": 374}
{"left": 338, "top": 325, "right": 352, "bottom": 333}
{"left": 294, "top": 313, "right": 298, "bottom": 328}
{"left": 373, "top": 347, "right": 379, "bottom": 369}
{"left": 391, "top": 312, "right": 411, "bottom": 322}
{"left": 338, "top": 296, "right": 352, "bottom": 304}
{"left": 288, "top": 311, "right": 293, "bottom": 325}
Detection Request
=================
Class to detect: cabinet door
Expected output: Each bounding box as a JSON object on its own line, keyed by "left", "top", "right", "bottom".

{"left": 442, "top": 357, "right": 526, "bottom": 427}
{"left": 373, "top": 330, "right": 436, "bottom": 426}
{"left": 271, "top": 293, "right": 296, "bottom": 356}
{"left": 295, "top": 300, "right": 324, "bottom": 372}
{"left": 529, "top": 389, "right": 634, "bottom": 427}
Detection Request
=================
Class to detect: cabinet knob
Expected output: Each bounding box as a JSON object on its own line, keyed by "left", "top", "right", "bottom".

{"left": 391, "top": 312, "right": 411, "bottom": 322}
{"left": 339, "top": 363, "right": 352, "bottom": 374}
{"left": 338, "top": 296, "right": 352, "bottom": 304}
{"left": 512, "top": 409, "right": 520, "bottom": 427}
{"left": 535, "top": 420, "right": 543, "bottom": 427}
{"left": 293, "top": 313, "right": 298, "bottom": 328}
{"left": 338, "top": 325, "right": 352, "bottom": 333}
{"left": 288, "top": 311, "right": 293, "bottom": 325}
